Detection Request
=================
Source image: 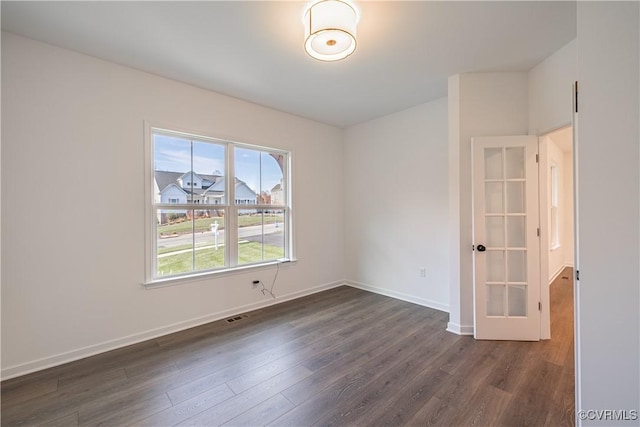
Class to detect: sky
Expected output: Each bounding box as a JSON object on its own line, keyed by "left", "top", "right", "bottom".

{"left": 154, "top": 133, "right": 284, "bottom": 193}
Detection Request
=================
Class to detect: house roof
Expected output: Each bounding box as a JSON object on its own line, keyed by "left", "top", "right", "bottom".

{"left": 207, "top": 177, "right": 256, "bottom": 195}
{"left": 271, "top": 183, "right": 282, "bottom": 192}
{"left": 155, "top": 171, "right": 183, "bottom": 192}
{"left": 155, "top": 171, "right": 255, "bottom": 196}
{"left": 154, "top": 170, "right": 221, "bottom": 192}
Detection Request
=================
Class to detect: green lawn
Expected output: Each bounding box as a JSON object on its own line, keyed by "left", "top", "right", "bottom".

{"left": 158, "top": 217, "right": 223, "bottom": 235}
{"left": 157, "top": 241, "right": 284, "bottom": 277}
{"left": 238, "top": 241, "right": 284, "bottom": 264}
{"left": 157, "top": 242, "right": 212, "bottom": 255}
{"left": 158, "top": 214, "right": 283, "bottom": 236}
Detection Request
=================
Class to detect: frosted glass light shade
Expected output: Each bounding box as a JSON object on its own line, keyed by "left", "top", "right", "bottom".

{"left": 304, "top": 0, "right": 358, "bottom": 61}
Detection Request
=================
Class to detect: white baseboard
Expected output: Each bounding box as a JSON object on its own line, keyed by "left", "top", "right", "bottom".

{"left": 345, "top": 280, "right": 449, "bottom": 313}
{"left": 1, "top": 280, "right": 346, "bottom": 381}
{"left": 446, "top": 322, "right": 474, "bottom": 336}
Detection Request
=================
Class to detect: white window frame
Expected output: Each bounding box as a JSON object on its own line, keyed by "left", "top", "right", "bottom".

{"left": 550, "top": 163, "right": 560, "bottom": 250}
{"left": 144, "top": 123, "right": 293, "bottom": 287}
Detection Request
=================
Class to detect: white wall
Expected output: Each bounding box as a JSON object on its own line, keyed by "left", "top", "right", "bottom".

{"left": 448, "top": 72, "right": 529, "bottom": 334}
{"left": 576, "top": 3, "right": 639, "bottom": 424}
{"left": 343, "top": 98, "right": 449, "bottom": 312}
{"left": 547, "top": 137, "right": 567, "bottom": 281}
{"left": 562, "top": 151, "right": 574, "bottom": 267}
{"left": 1, "top": 33, "right": 345, "bottom": 378}
{"left": 527, "top": 35, "right": 577, "bottom": 341}
{"left": 545, "top": 127, "right": 575, "bottom": 279}
{"left": 529, "top": 39, "right": 577, "bottom": 135}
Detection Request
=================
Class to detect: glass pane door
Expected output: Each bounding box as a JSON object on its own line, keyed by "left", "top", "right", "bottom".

{"left": 483, "top": 146, "right": 527, "bottom": 318}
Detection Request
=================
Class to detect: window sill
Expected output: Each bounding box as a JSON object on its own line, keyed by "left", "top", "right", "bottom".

{"left": 143, "top": 258, "right": 297, "bottom": 290}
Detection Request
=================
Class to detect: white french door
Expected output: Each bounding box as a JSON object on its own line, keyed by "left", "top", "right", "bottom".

{"left": 472, "top": 136, "right": 541, "bottom": 341}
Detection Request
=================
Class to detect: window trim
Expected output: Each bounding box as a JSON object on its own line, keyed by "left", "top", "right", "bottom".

{"left": 143, "top": 122, "right": 294, "bottom": 286}
{"left": 550, "top": 163, "right": 561, "bottom": 250}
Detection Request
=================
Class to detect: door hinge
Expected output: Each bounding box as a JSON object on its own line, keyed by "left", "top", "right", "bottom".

{"left": 536, "top": 154, "right": 539, "bottom": 163}
{"left": 574, "top": 81, "right": 579, "bottom": 113}
{"left": 576, "top": 270, "right": 580, "bottom": 281}
{"left": 537, "top": 228, "right": 540, "bottom": 237}
{"left": 538, "top": 302, "right": 542, "bottom": 311}
{"left": 472, "top": 245, "right": 475, "bottom": 251}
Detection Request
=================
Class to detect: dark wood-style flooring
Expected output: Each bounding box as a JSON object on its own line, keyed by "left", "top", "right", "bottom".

{"left": 1, "top": 269, "right": 575, "bottom": 426}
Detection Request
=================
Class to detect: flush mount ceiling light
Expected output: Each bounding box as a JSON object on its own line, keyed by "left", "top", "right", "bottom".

{"left": 303, "top": 0, "right": 359, "bottom": 62}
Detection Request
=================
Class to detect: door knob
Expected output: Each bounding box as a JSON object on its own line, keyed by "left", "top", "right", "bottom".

{"left": 476, "top": 244, "right": 486, "bottom": 252}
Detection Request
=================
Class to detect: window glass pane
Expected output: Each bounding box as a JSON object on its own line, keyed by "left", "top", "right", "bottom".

{"left": 156, "top": 208, "right": 193, "bottom": 277}
{"left": 194, "top": 209, "right": 226, "bottom": 271}
{"left": 260, "top": 152, "right": 286, "bottom": 205}
{"left": 551, "top": 206, "right": 560, "bottom": 247}
{"left": 235, "top": 147, "right": 286, "bottom": 206}
{"left": 234, "top": 148, "right": 260, "bottom": 205}
{"left": 151, "top": 128, "right": 291, "bottom": 280}
{"left": 154, "top": 134, "right": 192, "bottom": 203}
{"left": 484, "top": 148, "right": 503, "bottom": 180}
{"left": 485, "top": 182, "right": 504, "bottom": 213}
{"left": 506, "top": 216, "right": 526, "bottom": 248}
{"left": 238, "top": 209, "right": 285, "bottom": 265}
{"left": 505, "top": 147, "right": 525, "bottom": 179}
{"left": 486, "top": 250, "right": 505, "bottom": 282}
{"left": 487, "top": 285, "right": 505, "bottom": 316}
{"left": 154, "top": 134, "right": 226, "bottom": 205}
{"left": 485, "top": 216, "right": 504, "bottom": 248}
{"left": 506, "top": 181, "right": 525, "bottom": 213}
{"left": 507, "top": 250, "right": 526, "bottom": 282}
{"left": 192, "top": 140, "right": 225, "bottom": 205}
{"left": 508, "top": 285, "right": 527, "bottom": 316}
{"left": 550, "top": 165, "right": 559, "bottom": 207}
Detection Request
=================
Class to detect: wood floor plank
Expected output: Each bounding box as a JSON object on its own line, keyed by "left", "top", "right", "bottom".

{"left": 77, "top": 391, "right": 172, "bottom": 427}
{"left": 225, "top": 352, "right": 307, "bottom": 395}
{"left": 496, "top": 358, "right": 564, "bottom": 426}
{"left": 0, "top": 375, "right": 59, "bottom": 407}
{"left": 349, "top": 365, "right": 451, "bottom": 426}
{"left": 1, "top": 370, "right": 131, "bottom": 427}
{"left": 274, "top": 328, "right": 456, "bottom": 427}
{"left": 221, "top": 393, "right": 294, "bottom": 427}
{"left": 311, "top": 329, "right": 459, "bottom": 426}
{"left": 168, "top": 294, "right": 404, "bottom": 404}
{"left": 279, "top": 303, "right": 448, "bottom": 409}
{"left": 177, "top": 365, "right": 312, "bottom": 426}
{"left": 57, "top": 367, "right": 128, "bottom": 391}
{"left": 431, "top": 345, "right": 501, "bottom": 410}
{"left": 136, "top": 383, "right": 235, "bottom": 427}
{"left": 485, "top": 341, "right": 534, "bottom": 393}
{"left": 1, "top": 280, "right": 575, "bottom": 427}
{"left": 404, "top": 395, "right": 454, "bottom": 427}
{"left": 450, "top": 383, "right": 512, "bottom": 427}
{"left": 47, "top": 411, "right": 80, "bottom": 427}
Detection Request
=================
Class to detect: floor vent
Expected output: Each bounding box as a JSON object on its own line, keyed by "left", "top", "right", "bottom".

{"left": 226, "top": 315, "right": 248, "bottom": 323}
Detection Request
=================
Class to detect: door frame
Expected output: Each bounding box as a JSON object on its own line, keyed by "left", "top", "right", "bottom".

{"left": 537, "top": 125, "right": 575, "bottom": 340}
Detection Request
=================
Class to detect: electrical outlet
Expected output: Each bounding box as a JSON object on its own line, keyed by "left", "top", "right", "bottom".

{"left": 252, "top": 280, "right": 260, "bottom": 289}
{"left": 419, "top": 267, "right": 426, "bottom": 278}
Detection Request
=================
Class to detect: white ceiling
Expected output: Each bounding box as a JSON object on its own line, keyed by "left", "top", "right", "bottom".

{"left": 1, "top": 1, "right": 576, "bottom": 128}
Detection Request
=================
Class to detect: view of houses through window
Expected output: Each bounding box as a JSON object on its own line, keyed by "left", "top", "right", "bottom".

{"left": 152, "top": 129, "right": 288, "bottom": 279}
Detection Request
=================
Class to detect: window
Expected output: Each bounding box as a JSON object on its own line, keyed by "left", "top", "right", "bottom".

{"left": 147, "top": 127, "right": 290, "bottom": 282}
{"left": 550, "top": 164, "right": 560, "bottom": 249}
